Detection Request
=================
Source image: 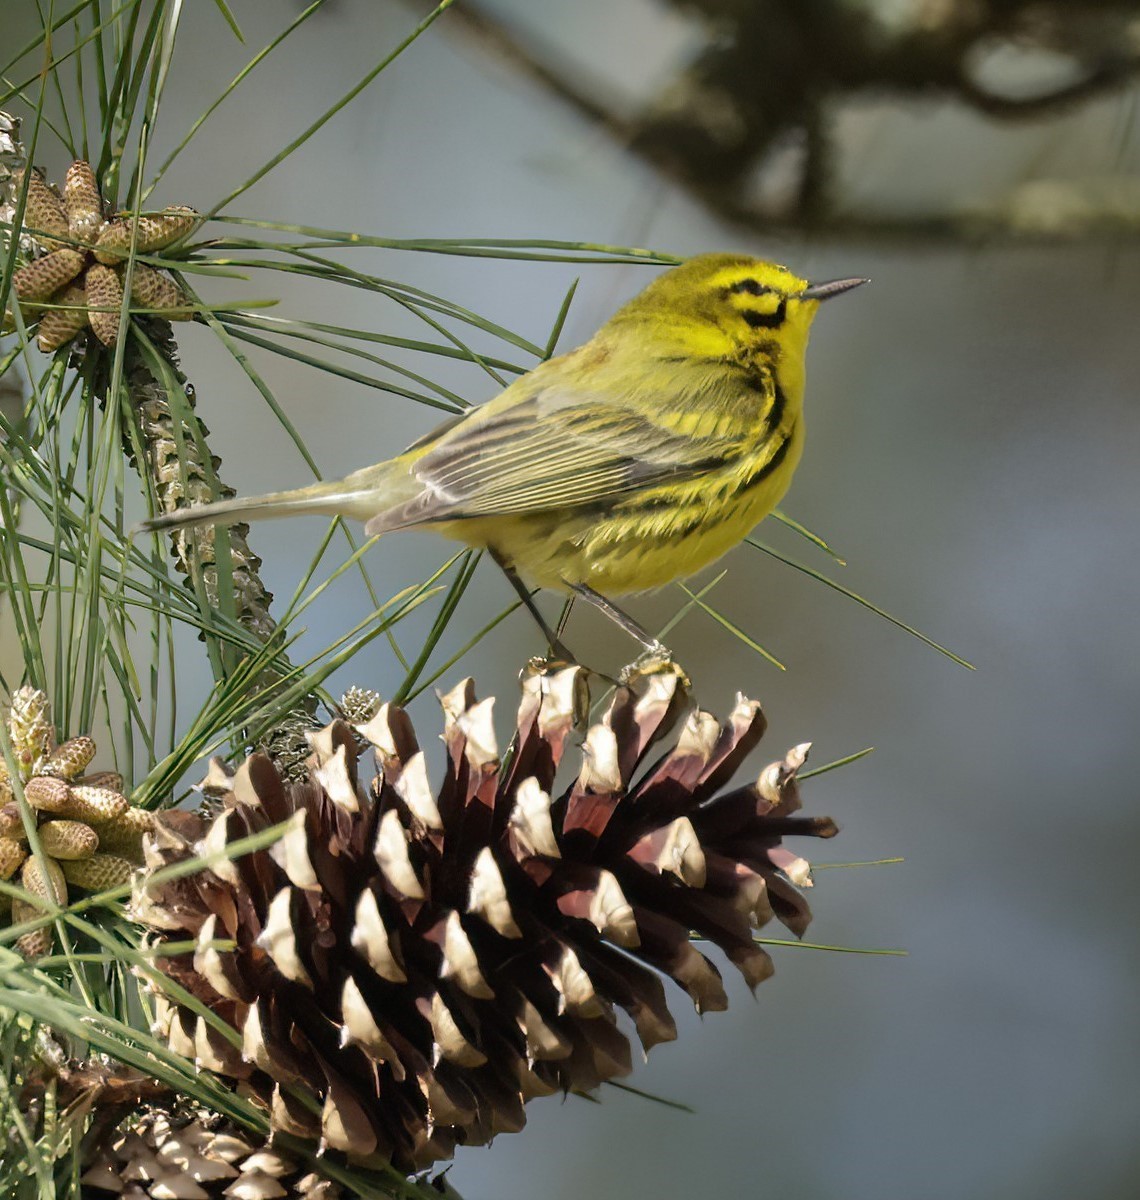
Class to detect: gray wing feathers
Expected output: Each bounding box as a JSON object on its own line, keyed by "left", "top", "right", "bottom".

{"left": 364, "top": 386, "right": 737, "bottom": 536}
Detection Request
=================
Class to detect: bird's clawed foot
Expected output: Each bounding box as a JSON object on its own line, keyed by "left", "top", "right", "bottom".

{"left": 522, "top": 647, "right": 685, "bottom": 694}
{"left": 500, "top": 564, "right": 691, "bottom": 688}
{"left": 524, "top": 650, "right": 575, "bottom": 676}
{"left": 619, "top": 644, "right": 691, "bottom": 689}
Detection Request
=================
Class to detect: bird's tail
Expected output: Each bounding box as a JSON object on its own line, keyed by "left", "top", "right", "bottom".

{"left": 133, "top": 474, "right": 385, "bottom": 537}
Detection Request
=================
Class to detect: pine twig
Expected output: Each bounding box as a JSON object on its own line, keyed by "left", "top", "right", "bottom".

{"left": 118, "top": 321, "right": 276, "bottom": 644}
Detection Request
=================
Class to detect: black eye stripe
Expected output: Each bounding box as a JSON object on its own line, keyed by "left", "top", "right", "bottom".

{"left": 728, "top": 278, "right": 769, "bottom": 296}
{"left": 742, "top": 298, "right": 787, "bottom": 329}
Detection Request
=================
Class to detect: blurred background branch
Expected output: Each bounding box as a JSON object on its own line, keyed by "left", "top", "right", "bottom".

{"left": 439, "top": 0, "right": 1140, "bottom": 240}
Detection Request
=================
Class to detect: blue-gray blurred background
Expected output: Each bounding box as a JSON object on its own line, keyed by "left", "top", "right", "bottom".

{"left": 5, "top": 2, "right": 1140, "bottom": 1197}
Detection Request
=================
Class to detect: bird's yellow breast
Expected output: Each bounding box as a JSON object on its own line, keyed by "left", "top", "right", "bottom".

{"left": 433, "top": 415, "right": 803, "bottom": 594}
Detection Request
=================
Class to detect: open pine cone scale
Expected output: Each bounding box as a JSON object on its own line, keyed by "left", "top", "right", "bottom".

{"left": 136, "top": 663, "right": 837, "bottom": 1172}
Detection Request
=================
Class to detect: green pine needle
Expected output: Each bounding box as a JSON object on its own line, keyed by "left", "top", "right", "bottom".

{"left": 748, "top": 537, "right": 975, "bottom": 669}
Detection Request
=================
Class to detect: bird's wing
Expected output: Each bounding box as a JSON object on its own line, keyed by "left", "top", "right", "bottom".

{"left": 365, "top": 378, "right": 754, "bottom": 536}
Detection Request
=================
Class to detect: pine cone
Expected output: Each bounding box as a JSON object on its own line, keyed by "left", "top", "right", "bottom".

{"left": 1, "top": 687, "right": 155, "bottom": 957}
{"left": 339, "top": 686, "right": 383, "bottom": 725}
{"left": 0, "top": 157, "right": 198, "bottom": 352}
{"left": 21, "top": 1055, "right": 342, "bottom": 1200}
{"left": 82, "top": 1107, "right": 344, "bottom": 1200}
{"left": 136, "top": 663, "right": 837, "bottom": 1171}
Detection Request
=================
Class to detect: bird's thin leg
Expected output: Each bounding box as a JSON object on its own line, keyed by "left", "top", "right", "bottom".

{"left": 555, "top": 595, "right": 575, "bottom": 643}
{"left": 490, "top": 550, "right": 574, "bottom": 661}
{"left": 567, "top": 582, "right": 667, "bottom": 656}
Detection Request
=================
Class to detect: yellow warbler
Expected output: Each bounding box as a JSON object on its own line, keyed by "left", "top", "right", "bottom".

{"left": 138, "top": 254, "right": 865, "bottom": 654}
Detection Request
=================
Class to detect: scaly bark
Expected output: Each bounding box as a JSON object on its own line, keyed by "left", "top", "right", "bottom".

{"left": 118, "top": 321, "right": 277, "bottom": 644}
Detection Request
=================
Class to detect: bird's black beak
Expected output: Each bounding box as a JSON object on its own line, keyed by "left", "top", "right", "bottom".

{"left": 800, "top": 277, "right": 869, "bottom": 302}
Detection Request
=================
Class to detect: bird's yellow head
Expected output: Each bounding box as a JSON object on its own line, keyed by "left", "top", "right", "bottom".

{"left": 609, "top": 253, "right": 866, "bottom": 364}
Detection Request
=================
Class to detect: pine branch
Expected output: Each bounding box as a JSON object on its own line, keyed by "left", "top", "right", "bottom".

{"left": 117, "top": 322, "right": 276, "bottom": 644}
{"left": 115, "top": 321, "right": 323, "bottom": 752}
